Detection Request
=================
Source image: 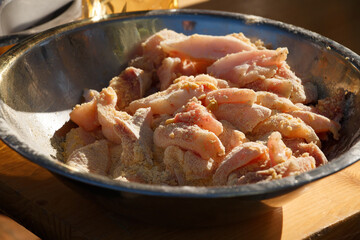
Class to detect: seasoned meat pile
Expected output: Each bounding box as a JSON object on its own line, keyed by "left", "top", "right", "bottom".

{"left": 61, "top": 29, "right": 345, "bottom": 186}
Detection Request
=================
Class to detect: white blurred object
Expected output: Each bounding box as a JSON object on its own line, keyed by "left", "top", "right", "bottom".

{"left": 0, "top": 0, "right": 82, "bottom": 36}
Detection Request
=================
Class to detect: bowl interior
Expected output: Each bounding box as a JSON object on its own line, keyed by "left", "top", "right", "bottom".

{"left": 0, "top": 9, "right": 360, "bottom": 197}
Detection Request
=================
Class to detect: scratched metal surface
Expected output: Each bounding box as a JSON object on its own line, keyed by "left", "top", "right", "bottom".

{"left": 0, "top": 9, "right": 359, "bottom": 224}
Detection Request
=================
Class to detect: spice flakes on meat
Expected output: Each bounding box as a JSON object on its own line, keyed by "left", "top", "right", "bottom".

{"left": 61, "top": 29, "right": 345, "bottom": 186}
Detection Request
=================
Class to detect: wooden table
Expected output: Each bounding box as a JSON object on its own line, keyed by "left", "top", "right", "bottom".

{"left": 1, "top": 141, "right": 360, "bottom": 240}
{"left": 0, "top": 0, "right": 359, "bottom": 239}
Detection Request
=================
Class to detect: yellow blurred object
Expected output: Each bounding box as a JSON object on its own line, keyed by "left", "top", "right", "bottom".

{"left": 82, "top": 0, "right": 178, "bottom": 18}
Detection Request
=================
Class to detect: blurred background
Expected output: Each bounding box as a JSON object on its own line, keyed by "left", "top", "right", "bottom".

{"left": 0, "top": 0, "right": 359, "bottom": 54}
{"left": 182, "top": 0, "right": 360, "bottom": 54}
{"left": 0, "top": 0, "right": 358, "bottom": 239}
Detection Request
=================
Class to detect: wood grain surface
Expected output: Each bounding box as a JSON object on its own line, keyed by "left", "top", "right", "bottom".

{"left": 0, "top": 214, "right": 39, "bottom": 240}
{"left": 1, "top": 140, "right": 360, "bottom": 240}
{"left": 0, "top": 0, "right": 359, "bottom": 239}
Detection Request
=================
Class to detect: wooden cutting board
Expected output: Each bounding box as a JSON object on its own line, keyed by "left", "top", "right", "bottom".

{"left": 1, "top": 141, "right": 360, "bottom": 240}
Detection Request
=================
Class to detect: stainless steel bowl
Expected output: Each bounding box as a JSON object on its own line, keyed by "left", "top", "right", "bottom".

{"left": 0, "top": 0, "right": 82, "bottom": 46}
{"left": 0, "top": 9, "right": 360, "bottom": 226}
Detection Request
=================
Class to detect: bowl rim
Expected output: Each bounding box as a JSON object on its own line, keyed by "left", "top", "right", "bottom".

{"left": 1, "top": 8, "right": 360, "bottom": 199}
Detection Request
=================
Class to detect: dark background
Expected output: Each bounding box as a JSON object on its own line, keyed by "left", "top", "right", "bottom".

{"left": 186, "top": 0, "right": 360, "bottom": 55}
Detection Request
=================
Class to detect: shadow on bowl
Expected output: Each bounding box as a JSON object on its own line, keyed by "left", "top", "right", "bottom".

{"left": 0, "top": 9, "right": 360, "bottom": 226}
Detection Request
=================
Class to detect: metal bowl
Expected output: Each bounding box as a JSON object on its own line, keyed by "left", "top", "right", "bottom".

{"left": 0, "top": 0, "right": 82, "bottom": 46}
{"left": 0, "top": 9, "right": 360, "bottom": 226}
